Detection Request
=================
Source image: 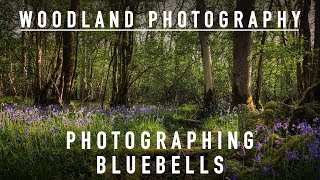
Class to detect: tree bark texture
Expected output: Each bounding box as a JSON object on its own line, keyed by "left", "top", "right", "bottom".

{"left": 59, "top": 0, "right": 80, "bottom": 105}
{"left": 196, "top": 0, "right": 215, "bottom": 110}
{"left": 232, "top": 0, "right": 255, "bottom": 107}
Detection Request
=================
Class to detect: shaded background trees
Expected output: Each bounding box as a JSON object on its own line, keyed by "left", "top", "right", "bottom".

{"left": 0, "top": 0, "right": 320, "bottom": 112}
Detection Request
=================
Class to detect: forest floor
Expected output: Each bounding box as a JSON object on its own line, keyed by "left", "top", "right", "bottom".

{"left": 0, "top": 97, "right": 319, "bottom": 179}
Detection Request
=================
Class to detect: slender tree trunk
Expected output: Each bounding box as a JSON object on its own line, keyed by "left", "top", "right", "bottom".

{"left": 301, "top": 0, "right": 311, "bottom": 91}
{"left": 80, "top": 35, "right": 87, "bottom": 100}
{"left": 196, "top": 0, "right": 215, "bottom": 111}
{"left": 36, "top": 32, "right": 42, "bottom": 90}
{"left": 9, "top": 61, "right": 17, "bottom": 96}
{"left": 314, "top": 0, "right": 320, "bottom": 81}
{"left": 21, "top": 0, "right": 29, "bottom": 97}
{"left": 297, "top": 62, "right": 303, "bottom": 94}
{"left": 22, "top": 31, "right": 29, "bottom": 98}
{"left": 70, "top": 22, "right": 80, "bottom": 100}
{"left": 34, "top": 31, "right": 43, "bottom": 104}
{"left": 111, "top": 41, "right": 118, "bottom": 106}
{"left": 101, "top": 42, "right": 113, "bottom": 108}
{"left": 254, "top": 0, "right": 274, "bottom": 108}
{"left": 232, "top": 0, "right": 255, "bottom": 108}
{"left": 116, "top": 30, "right": 134, "bottom": 106}
{"left": 22, "top": 32, "right": 28, "bottom": 80}
{"left": 59, "top": 0, "right": 80, "bottom": 106}
{"left": 254, "top": 32, "right": 267, "bottom": 107}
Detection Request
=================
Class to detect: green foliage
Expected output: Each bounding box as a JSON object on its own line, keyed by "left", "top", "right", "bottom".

{"left": 202, "top": 115, "right": 238, "bottom": 132}
{"left": 0, "top": 96, "right": 33, "bottom": 105}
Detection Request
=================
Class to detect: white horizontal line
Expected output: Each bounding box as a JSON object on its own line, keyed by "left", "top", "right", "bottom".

{"left": 18, "top": 28, "right": 299, "bottom": 32}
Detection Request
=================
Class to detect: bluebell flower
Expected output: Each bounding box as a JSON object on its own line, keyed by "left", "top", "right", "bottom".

{"left": 282, "top": 122, "right": 289, "bottom": 130}
{"left": 263, "top": 136, "right": 269, "bottom": 143}
{"left": 253, "top": 153, "right": 262, "bottom": 163}
{"left": 273, "top": 122, "right": 282, "bottom": 131}
{"left": 255, "top": 142, "right": 262, "bottom": 151}
{"left": 286, "top": 149, "right": 298, "bottom": 161}
{"left": 254, "top": 125, "right": 260, "bottom": 135}
{"left": 25, "top": 127, "right": 30, "bottom": 137}
{"left": 307, "top": 139, "right": 320, "bottom": 158}
{"left": 263, "top": 164, "right": 272, "bottom": 174}
{"left": 230, "top": 172, "right": 238, "bottom": 180}
{"left": 223, "top": 163, "right": 227, "bottom": 173}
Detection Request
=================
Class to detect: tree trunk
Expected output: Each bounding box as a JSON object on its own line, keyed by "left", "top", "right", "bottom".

{"left": 70, "top": 23, "right": 80, "bottom": 100}
{"left": 111, "top": 39, "right": 118, "bottom": 106}
{"left": 22, "top": 31, "right": 29, "bottom": 98}
{"left": 301, "top": 0, "right": 311, "bottom": 91}
{"left": 232, "top": 0, "right": 255, "bottom": 108}
{"left": 314, "top": 0, "right": 320, "bottom": 81}
{"left": 34, "top": 31, "right": 43, "bottom": 104}
{"left": 110, "top": 1, "right": 136, "bottom": 107}
{"left": 101, "top": 42, "right": 113, "bottom": 108}
{"left": 22, "top": 32, "right": 28, "bottom": 80}
{"left": 254, "top": 0, "right": 274, "bottom": 108}
{"left": 59, "top": 0, "right": 80, "bottom": 106}
{"left": 80, "top": 35, "right": 87, "bottom": 100}
{"left": 8, "top": 61, "right": 17, "bottom": 96}
{"left": 254, "top": 33, "right": 266, "bottom": 108}
{"left": 298, "top": 0, "right": 320, "bottom": 105}
{"left": 297, "top": 62, "right": 304, "bottom": 95}
{"left": 196, "top": 0, "right": 215, "bottom": 111}
{"left": 111, "top": 31, "right": 133, "bottom": 107}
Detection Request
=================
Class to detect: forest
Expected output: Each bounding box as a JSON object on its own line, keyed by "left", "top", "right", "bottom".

{"left": 0, "top": 0, "right": 320, "bottom": 179}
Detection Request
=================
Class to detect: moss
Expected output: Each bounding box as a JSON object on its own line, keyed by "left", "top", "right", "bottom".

{"left": 263, "top": 135, "right": 308, "bottom": 166}
{"left": 238, "top": 108, "right": 262, "bottom": 135}
{"left": 246, "top": 96, "right": 255, "bottom": 109}
{"left": 264, "top": 101, "right": 280, "bottom": 111}
{"left": 207, "top": 148, "right": 241, "bottom": 178}
{"left": 268, "top": 133, "right": 281, "bottom": 142}
{"left": 225, "top": 159, "right": 243, "bottom": 172}
{"left": 124, "top": 159, "right": 141, "bottom": 179}
{"left": 261, "top": 101, "right": 293, "bottom": 123}
{"left": 299, "top": 81, "right": 320, "bottom": 106}
{"left": 291, "top": 102, "right": 320, "bottom": 125}
{"left": 14, "top": 96, "right": 22, "bottom": 102}
{"left": 261, "top": 109, "right": 277, "bottom": 124}
{"left": 218, "top": 159, "right": 243, "bottom": 176}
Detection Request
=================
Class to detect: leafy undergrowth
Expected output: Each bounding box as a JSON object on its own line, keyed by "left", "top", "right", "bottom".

{"left": 0, "top": 102, "right": 319, "bottom": 179}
